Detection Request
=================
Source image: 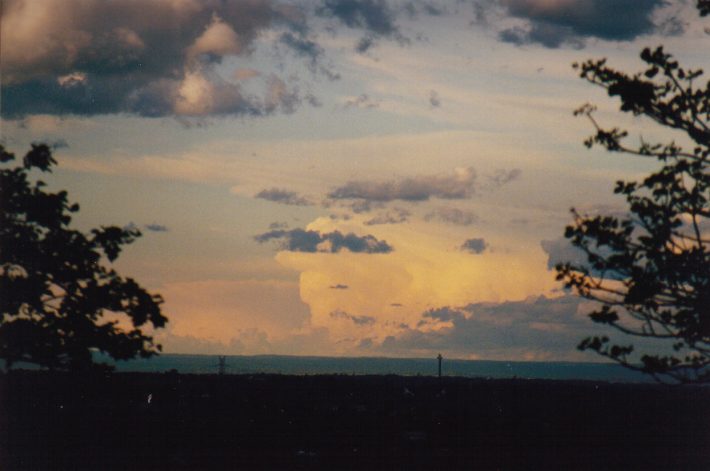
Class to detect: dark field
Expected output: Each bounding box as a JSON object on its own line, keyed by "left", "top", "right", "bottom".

{"left": 1, "top": 371, "right": 708, "bottom": 470}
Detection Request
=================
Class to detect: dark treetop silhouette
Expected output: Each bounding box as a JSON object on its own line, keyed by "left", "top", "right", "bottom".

{"left": 557, "top": 43, "right": 710, "bottom": 383}
{"left": 0, "top": 144, "right": 167, "bottom": 371}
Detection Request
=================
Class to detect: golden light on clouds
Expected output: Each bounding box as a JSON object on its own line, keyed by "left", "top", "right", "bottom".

{"left": 274, "top": 216, "right": 558, "bottom": 349}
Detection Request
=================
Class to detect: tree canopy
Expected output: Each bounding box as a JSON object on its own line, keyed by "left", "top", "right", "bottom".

{"left": 557, "top": 45, "right": 709, "bottom": 383}
{"left": 0, "top": 144, "right": 167, "bottom": 371}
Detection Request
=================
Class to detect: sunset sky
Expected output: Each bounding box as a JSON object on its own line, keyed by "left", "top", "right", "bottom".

{"left": 2, "top": 0, "right": 708, "bottom": 361}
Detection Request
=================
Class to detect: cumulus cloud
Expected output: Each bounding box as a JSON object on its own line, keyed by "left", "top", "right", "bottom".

{"left": 330, "top": 309, "right": 376, "bottom": 326}
{"left": 0, "top": 0, "right": 342, "bottom": 119}
{"left": 255, "top": 228, "right": 393, "bottom": 253}
{"left": 328, "top": 167, "right": 477, "bottom": 203}
{"left": 424, "top": 207, "right": 478, "bottom": 226}
{"left": 497, "top": 0, "right": 668, "bottom": 48}
{"left": 461, "top": 238, "right": 487, "bottom": 254}
{"left": 255, "top": 188, "right": 313, "bottom": 206}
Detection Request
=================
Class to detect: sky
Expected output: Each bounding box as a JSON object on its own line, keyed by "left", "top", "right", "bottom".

{"left": 1, "top": 0, "right": 708, "bottom": 361}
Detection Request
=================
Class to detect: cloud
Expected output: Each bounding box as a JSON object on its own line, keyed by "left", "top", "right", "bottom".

{"left": 330, "top": 284, "right": 349, "bottom": 289}
{"left": 541, "top": 237, "right": 585, "bottom": 270}
{"left": 145, "top": 223, "right": 169, "bottom": 232}
{"left": 328, "top": 167, "right": 477, "bottom": 203}
{"left": 255, "top": 188, "right": 313, "bottom": 206}
{"left": 344, "top": 93, "right": 380, "bottom": 109}
{"left": 488, "top": 168, "right": 521, "bottom": 188}
{"left": 497, "top": 0, "right": 667, "bottom": 48}
{"left": 330, "top": 309, "right": 376, "bottom": 326}
{"left": 318, "top": 0, "right": 403, "bottom": 52}
{"left": 278, "top": 31, "right": 340, "bottom": 79}
{"left": 364, "top": 208, "right": 411, "bottom": 225}
{"left": 424, "top": 207, "right": 478, "bottom": 226}
{"left": 255, "top": 228, "right": 394, "bottom": 253}
{"left": 269, "top": 221, "right": 289, "bottom": 230}
{"left": 422, "top": 306, "right": 462, "bottom": 323}
{"left": 429, "top": 89, "right": 441, "bottom": 108}
{"left": 159, "top": 278, "right": 312, "bottom": 346}
{"left": 379, "top": 295, "right": 598, "bottom": 360}
{"left": 461, "top": 238, "right": 487, "bottom": 254}
{"left": 0, "top": 0, "right": 316, "bottom": 119}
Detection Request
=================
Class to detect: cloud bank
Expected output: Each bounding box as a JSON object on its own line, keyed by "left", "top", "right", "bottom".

{"left": 379, "top": 295, "right": 595, "bottom": 360}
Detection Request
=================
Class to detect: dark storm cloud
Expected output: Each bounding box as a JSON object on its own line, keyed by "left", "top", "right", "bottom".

{"left": 255, "top": 188, "right": 313, "bottom": 206}
{"left": 497, "top": 0, "right": 667, "bottom": 48}
{"left": 330, "top": 309, "right": 376, "bottom": 326}
{"left": 424, "top": 207, "right": 478, "bottom": 226}
{"left": 328, "top": 168, "right": 477, "bottom": 203}
{"left": 145, "top": 223, "right": 169, "bottom": 232}
{"left": 461, "top": 238, "right": 487, "bottom": 254}
{"left": 1, "top": 0, "right": 317, "bottom": 119}
{"left": 254, "top": 228, "right": 393, "bottom": 253}
{"left": 380, "top": 295, "right": 601, "bottom": 358}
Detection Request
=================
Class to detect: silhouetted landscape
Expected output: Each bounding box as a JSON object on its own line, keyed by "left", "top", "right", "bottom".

{"left": 2, "top": 371, "right": 708, "bottom": 470}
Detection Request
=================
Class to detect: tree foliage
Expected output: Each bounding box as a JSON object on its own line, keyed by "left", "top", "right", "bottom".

{"left": 557, "top": 44, "right": 710, "bottom": 383}
{"left": 0, "top": 144, "right": 167, "bottom": 371}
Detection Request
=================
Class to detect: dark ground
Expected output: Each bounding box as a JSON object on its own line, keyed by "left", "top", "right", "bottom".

{"left": 1, "top": 371, "right": 708, "bottom": 470}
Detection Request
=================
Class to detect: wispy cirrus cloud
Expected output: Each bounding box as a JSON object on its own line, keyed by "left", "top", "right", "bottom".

{"left": 255, "top": 228, "right": 393, "bottom": 253}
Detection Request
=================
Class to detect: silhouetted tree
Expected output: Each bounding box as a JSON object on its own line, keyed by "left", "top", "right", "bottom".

{"left": 0, "top": 144, "right": 167, "bottom": 371}
{"left": 556, "top": 35, "right": 709, "bottom": 383}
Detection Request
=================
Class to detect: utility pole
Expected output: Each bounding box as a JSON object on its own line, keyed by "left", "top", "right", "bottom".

{"left": 437, "top": 353, "right": 443, "bottom": 378}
